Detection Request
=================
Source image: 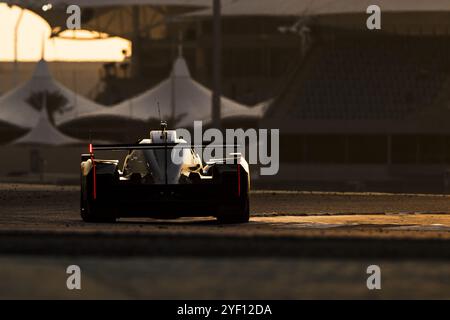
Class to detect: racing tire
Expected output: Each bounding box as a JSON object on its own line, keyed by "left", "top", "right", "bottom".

{"left": 216, "top": 194, "right": 250, "bottom": 224}
{"left": 80, "top": 197, "right": 117, "bottom": 223}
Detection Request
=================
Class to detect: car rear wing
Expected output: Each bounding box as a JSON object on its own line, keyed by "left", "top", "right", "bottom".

{"left": 89, "top": 143, "right": 241, "bottom": 152}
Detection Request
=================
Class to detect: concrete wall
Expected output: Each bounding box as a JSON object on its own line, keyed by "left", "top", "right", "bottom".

{"left": 0, "top": 146, "right": 85, "bottom": 176}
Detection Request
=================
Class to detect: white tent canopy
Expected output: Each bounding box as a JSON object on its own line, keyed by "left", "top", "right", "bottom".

{"left": 12, "top": 107, "right": 81, "bottom": 146}
{"left": 0, "top": 86, "right": 39, "bottom": 129}
{"left": 0, "top": 59, "right": 104, "bottom": 129}
{"left": 69, "top": 53, "right": 266, "bottom": 128}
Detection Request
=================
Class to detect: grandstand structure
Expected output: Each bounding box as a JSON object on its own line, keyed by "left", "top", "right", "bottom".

{"left": 261, "top": 29, "right": 450, "bottom": 191}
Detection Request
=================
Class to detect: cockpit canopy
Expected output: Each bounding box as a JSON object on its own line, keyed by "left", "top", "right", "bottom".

{"left": 122, "top": 130, "right": 202, "bottom": 184}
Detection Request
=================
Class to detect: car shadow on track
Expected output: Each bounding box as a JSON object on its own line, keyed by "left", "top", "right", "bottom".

{"left": 114, "top": 217, "right": 245, "bottom": 227}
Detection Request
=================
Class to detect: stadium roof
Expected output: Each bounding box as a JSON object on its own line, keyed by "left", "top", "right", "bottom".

{"left": 2, "top": 0, "right": 215, "bottom": 39}
{"left": 6, "top": 1, "right": 450, "bottom": 38}
{"left": 12, "top": 107, "right": 81, "bottom": 146}
{"left": 65, "top": 51, "right": 266, "bottom": 128}
{"left": 0, "top": 60, "right": 104, "bottom": 128}
{"left": 189, "top": 0, "right": 450, "bottom": 17}
{"left": 38, "top": 0, "right": 211, "bottom": 6}
{"left": 2, "top": 0, "right": 213, "bottom": 9}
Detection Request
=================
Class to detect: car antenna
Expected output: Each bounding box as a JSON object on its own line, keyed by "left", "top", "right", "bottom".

{"left": 157, "top": 101, "right": 162, "bottom": 123}
{"left": 157, "top": 102, "right": 165, "bottom": 131}
{"left": 157, "top": 102, "right": 169, "bottom": 185}
{"left": 157, "top": 102, "right": 168, "bottom": 133}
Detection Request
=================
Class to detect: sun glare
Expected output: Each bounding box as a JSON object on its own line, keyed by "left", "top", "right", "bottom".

{"left": 0, "top": 4, "right": 131, "bottom": 62}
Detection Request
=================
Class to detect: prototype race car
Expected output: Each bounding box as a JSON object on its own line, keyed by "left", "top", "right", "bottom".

{"left": 80, "top": 122, "right": 250, "bottom": 224}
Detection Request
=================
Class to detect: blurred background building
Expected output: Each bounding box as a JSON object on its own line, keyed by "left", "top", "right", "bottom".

{"left": 2, "top": 0, "right": 450, "bottom": 192}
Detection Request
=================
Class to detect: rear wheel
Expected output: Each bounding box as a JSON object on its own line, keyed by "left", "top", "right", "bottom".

{"left": 80, "top": 197, "right": 116, "bottom": 223}
{"left": 217, "top": 194, "right": 250, "bottom": 224}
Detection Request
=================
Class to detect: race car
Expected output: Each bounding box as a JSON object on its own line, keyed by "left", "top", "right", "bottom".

{"left": 80, "top": 122, "right": 250, "bottom": 224}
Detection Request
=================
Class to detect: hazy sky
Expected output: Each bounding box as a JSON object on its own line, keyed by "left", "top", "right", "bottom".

{"left": 0, "top": 4, "right": 130, "bottom": 61}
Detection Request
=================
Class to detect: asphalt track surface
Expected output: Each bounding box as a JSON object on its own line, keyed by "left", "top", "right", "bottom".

{"left": 1, "top": 183, "right": 450, "bottom": 298}
{"left": 2, "top": 183, "right": 450, "bottom": 258}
